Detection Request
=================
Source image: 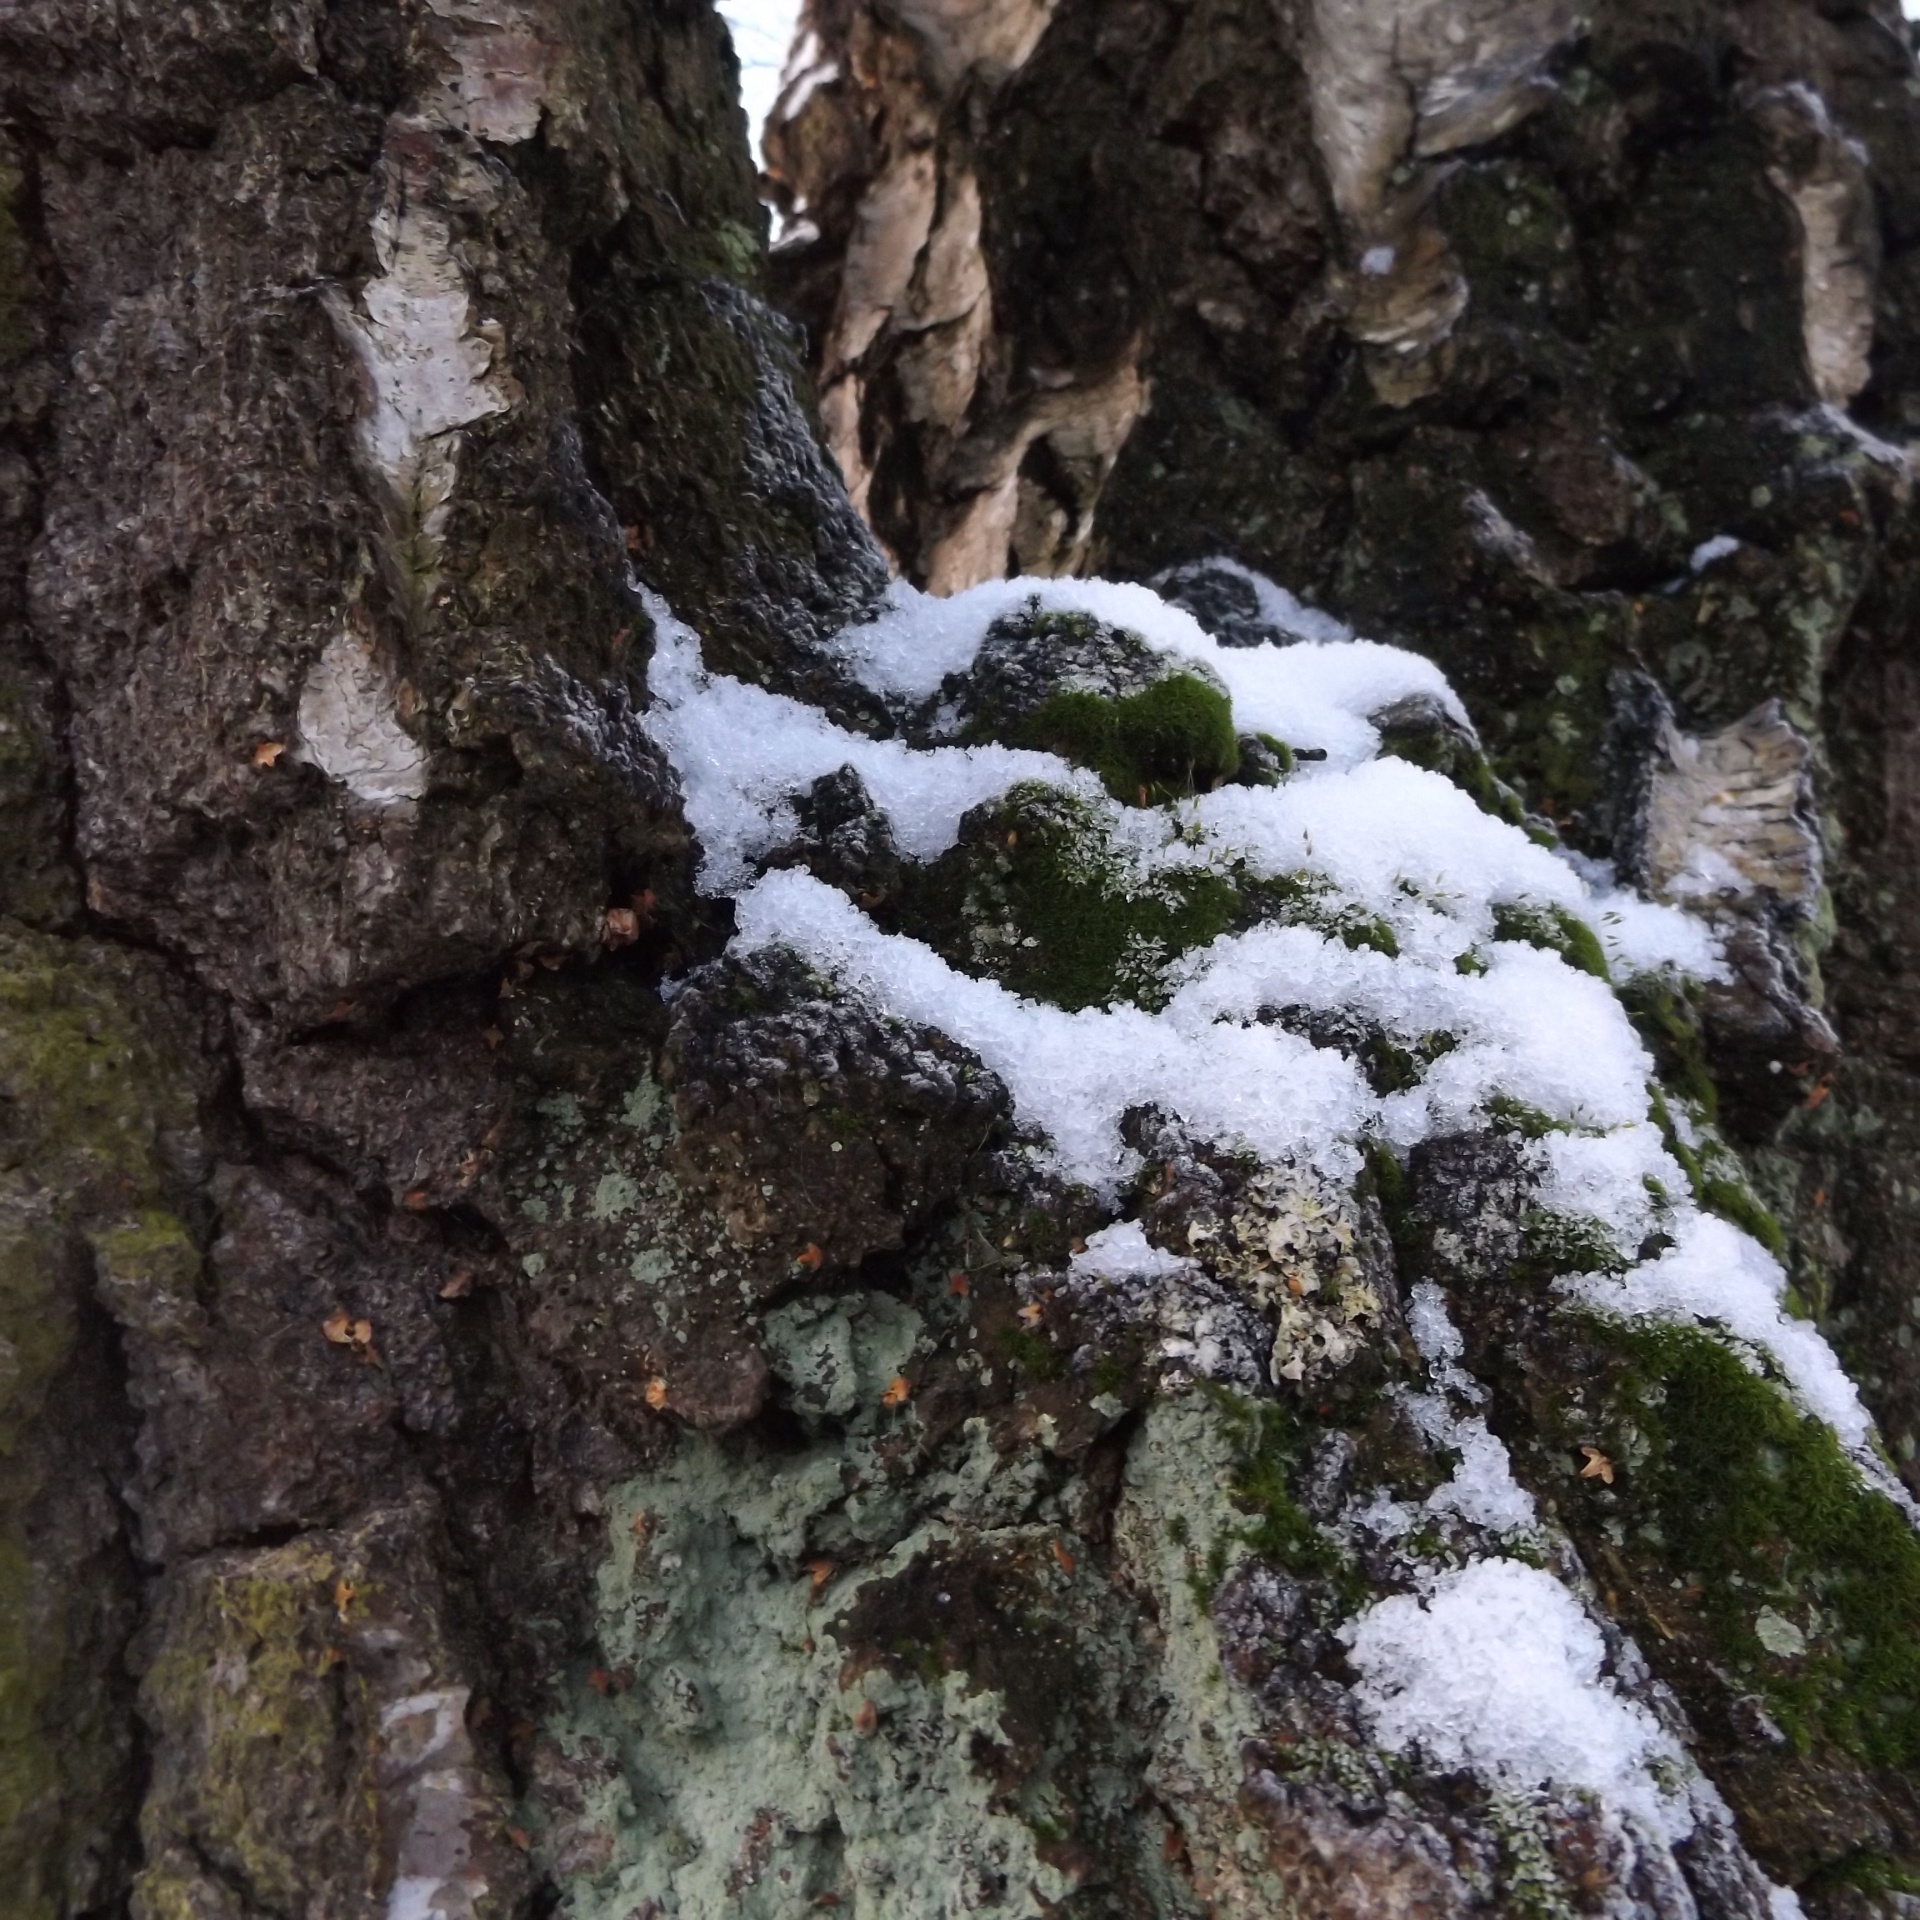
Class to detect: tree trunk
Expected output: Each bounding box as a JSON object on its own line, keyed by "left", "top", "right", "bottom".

{"left": 5, "top": 2, "right": 1920, "bottom": 1917}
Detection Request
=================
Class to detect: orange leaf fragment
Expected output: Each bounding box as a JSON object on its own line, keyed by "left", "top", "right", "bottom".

{"left": 880, "top": 1375, "right": 911, "bottom": 1408}
{"left": 947, "top": 1271, "right": 970, "bottom": 1297}
{"left": 1017, "top": 1301, "right": 1045, "bottom": 1329}
{"left": 439, "top": 1268, "right": 474, "bottom": 1301}
{"left": 252, "top": 740, "right": 286, "bottom": 767}
{"left": 852, "top": 1697, "right": 879, "bottom": 1737}
{"left": 1578, "top": 1445, "right": 1615, "bottom": 1486}
{"left": 587, "top": 1668, "right": 611, "bottom": 1696}
{"left": 794, "top": 1243, "right": 826, "bottom": 1271}
{"left": 333, "top": 1578, "right": 356, "bottom": 1623}
{"left": 322, "top": 1311, "right": 355, "bottom": 1346}
{"left": 806, "top": 1559, "right": 836, "bottom": 1599}
{"left": 1050, "top": 1538, "right": 1076, "bottom": 1575}
{"left": 482, "top": 1026, "right": 505, "bottom": 1051}
{"left": 508, "top": 1827, "right": 532, "bottom": 1852}
{"left": 402, "top": 1188, "right": 431, "bottom": 1213}
{"left": 1804, "top": 1078, "right": 1833, "bottom": 1111}
{"left": 643, "top": 1376, "right": 669, "bottom": 1411}
{"left": 602, "top": 906, "right": 640, "bottom": 950}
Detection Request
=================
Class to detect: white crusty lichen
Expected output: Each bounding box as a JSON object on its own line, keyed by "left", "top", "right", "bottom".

{"left": 296, "top": 628, "right": 428, "bottom": 807}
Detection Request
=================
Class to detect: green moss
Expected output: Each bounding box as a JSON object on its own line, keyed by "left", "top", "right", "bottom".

{"left": 1209, "top": 1391, "right": 1359, "bottom": 1604}
{"left": 1376, "top": 713, "right": 1535, "bottom": 832}
{"left": 138, "top": 1544, "right": 379, "bottom": 1914}
{"left": 1017, "top": 673, "right": 1240, "bottom": 806}
{"left": 894, "top": 786, "right": 1240, "bottom": 1011}
{"left": 1803, "top": 1851, "right": 1920, "bottom": 1900}
{"left": 996, "top": 1324, "right": 1064, "bottom": 1383}
{"left": 1490, "top": 903, "right": 1610, "bottom": 982}
{"left": 1699, "top": 1176, "right": 1788, "bottom": 1259}
{"left": 1254, "top": 732, "right": 1295, "bottom": 776}
{"left": 0, "top": 927, "right": 199, "bottom": 1208}
{"left": 1619, "top": 976, "right": 1718, "bottom": 1118}
{"left": 891, "top": 783, "right": 1405, "bottom": 1013}
{"left": 1581, "top": 1318, "right": 1920, "bottom": 1769}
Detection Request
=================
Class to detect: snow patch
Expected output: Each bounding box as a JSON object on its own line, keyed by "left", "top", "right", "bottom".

{"left": 1342, "top": 1558, "right": 1690, "bottom": 1841}
{"left": 1561, "top": 1212, "right": 1886, "bottom": 1471}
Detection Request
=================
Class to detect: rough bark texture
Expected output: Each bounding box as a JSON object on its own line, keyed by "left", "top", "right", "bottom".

{"left": 766, "top": 0, "right": 1920, "bottom": 1493}
{"left": 4, "top": 2, "right": 1920, "bottom": 1918}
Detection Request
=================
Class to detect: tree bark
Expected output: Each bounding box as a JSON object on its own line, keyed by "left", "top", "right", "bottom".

{"left": 768, "top": 0, "right": 1920, "bottom": 1490}
{"left": 5, "top": 2, "right": 1920, "bottom": 1917}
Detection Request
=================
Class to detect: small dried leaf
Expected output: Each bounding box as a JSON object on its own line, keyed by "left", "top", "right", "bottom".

{"left": 1578, "top": 1445, "right": 1615, "bottom": 1486}
{"left": 852, "top": 1697, "right": 879, "bottom": 1737}
{"left": 482, "top": 1026, "right": 505, "bottom": 1051}
{"left": 806, "top": 1559, "right": 836, "bottom": 1599}
{"left": 880, "top": 1375, "right": 911, "bottom": 1408}
{"left": 643, "top": 1376, "right": 669, "bottom": 1411}
{"left": 1050, "top": 1538, "right": 1076, "bottom": 1575}
{"left": 322, "top": 1312, "right": 355, "bottom": 1346}
{"left": 1017, "top": 1302, "right": 1045, "bottom": 1329}
{"left": 794, "top": 1243, "right": 825, "bottom": 1271}
{"left": 252, "top": 740, "right": 286, "bottom": 767}
{"left": 586, "top": 1668, "right": 611, "bottom": 1696}
{"left": 947, "top": 1271, "right": 971, "bottom": 1297}
{"left": 508, "top": 1827, "right": 532, "bottom": 1853}
{"left": 602, "top": 906, "right": 640, "bottom": 950}
{"left": 402, "top": 1188, "right": 431, "bottom": 1213}
{"left": 439, "top": 1268, "right": 474, "bottom": 1301}
{"left": 351, "top": 1320, "right": 372, "bottom": 1348}
{"left": 333, "top": 1578, "right": 356, "bottom": 1623}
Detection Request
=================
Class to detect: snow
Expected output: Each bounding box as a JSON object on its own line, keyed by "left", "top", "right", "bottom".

{"left": 645, "top": 564, "right": 1732, "bottom": 1217}
{"left": 643, "top": 592, "right": 1085, "bottom": 890}
{"left": 1342, "top": 1558, "right": 1691, "bottom": 1841}
{"left": 1562, "top": 1212, "right": 1892, "bottom": 1478}
{"left": 730, "top": 866, "right": 1376, "bottom": 1194}
{"left": 638, "top": 554, "right": 1893, "bottom": 1870}
{"left": 1070, "top": 1221, "right": 1192, "bottom": 1283}
{"left": 828, "top": 574, "right": 1463, "bottom": 768}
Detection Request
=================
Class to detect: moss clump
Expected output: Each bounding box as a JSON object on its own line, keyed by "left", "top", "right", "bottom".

{"left": 891, "top": 784, "right": 1398, "bottom": 1011}
{"left": 1376, "top": 710, "right": 1537, "bottom": 834}
{"left": 890, "top": 786, "right": 1241, "bottom": 1010}
{"left": 1619, "top": 976, "right": 1718, "bottom": 1117}
{"left": 137, "top": 1543, "right": 381, "bottom": 1915}
{"left": 1580, "top": 1318, "right": 1920, "bottom": 1768}
{"left": 1490, "top": 903, "right": 1610, "bottom": 981}
{"left": 1017, "top": 673, "right": 1240, "bottom": 805}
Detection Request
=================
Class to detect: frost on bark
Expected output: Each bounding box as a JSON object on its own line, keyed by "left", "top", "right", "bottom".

{"left": 2, "top": 3, "right": 1920, "bottom": 1920}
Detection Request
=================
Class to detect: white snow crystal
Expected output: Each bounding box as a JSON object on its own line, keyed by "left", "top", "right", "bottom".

{"left": 1070, "top": 1221, "right": 1193, "bottom": 1282}
{"left": 1342, "top": 1558, "right": 1691, "bottom": 1840}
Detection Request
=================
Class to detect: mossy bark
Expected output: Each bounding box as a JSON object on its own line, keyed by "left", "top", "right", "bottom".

{"left": 5, "top": 2, "right": 1920, "bottom": 1917}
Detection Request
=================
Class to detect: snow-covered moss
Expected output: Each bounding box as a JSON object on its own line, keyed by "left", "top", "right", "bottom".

{"left": 572, "top": 560, "right": 1911, "bottom": 1909}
